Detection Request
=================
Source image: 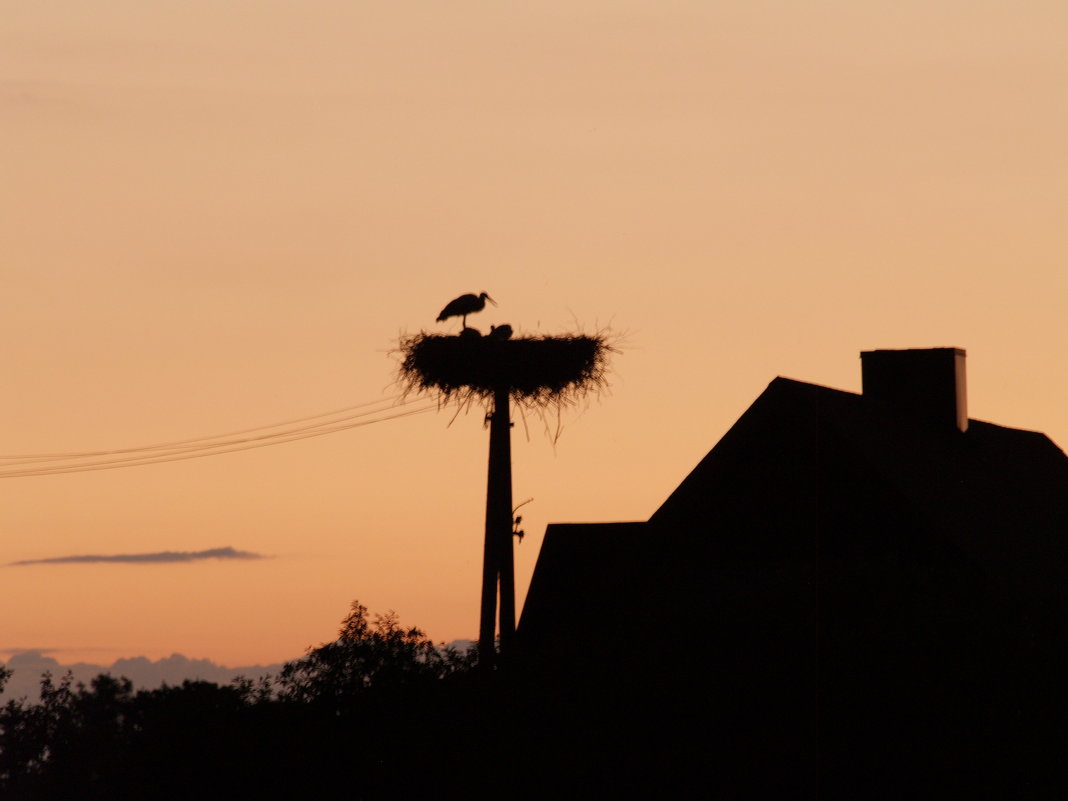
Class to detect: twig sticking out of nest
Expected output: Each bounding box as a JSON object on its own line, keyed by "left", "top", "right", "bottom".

{"left": 398, "top": 331, "right": 614, "bottom": 409}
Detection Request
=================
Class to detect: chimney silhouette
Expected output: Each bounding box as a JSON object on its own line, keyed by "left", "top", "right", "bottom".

{"left": 860, "top": 347, "right": 968, "bottom": 433}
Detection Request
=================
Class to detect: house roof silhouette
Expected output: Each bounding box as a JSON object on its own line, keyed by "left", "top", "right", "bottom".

{"left": 516, "top": 348, "right": 1068, "bottom": 796}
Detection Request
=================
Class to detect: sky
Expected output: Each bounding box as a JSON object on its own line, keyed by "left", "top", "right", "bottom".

{"left": 2, "top": 1, "right": 1066, "bottom": 675}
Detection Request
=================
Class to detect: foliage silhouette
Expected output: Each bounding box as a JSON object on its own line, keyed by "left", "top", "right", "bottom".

{"left": 0, "top": 602, "right": 483, "bottom": 801}
{"left": 276, "top": 601, "right": 475, "bottom": 705}
{"left": 0, "top": 598, "right": 695, "bottom": 800}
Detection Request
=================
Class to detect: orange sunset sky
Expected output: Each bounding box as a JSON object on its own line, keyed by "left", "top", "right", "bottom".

{"left": 3, "top": 1, "right": 1066, "bottom": 670}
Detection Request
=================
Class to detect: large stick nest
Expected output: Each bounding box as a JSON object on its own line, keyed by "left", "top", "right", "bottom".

{"left": 398, "top": 331, "right": 614, "bottom": 408}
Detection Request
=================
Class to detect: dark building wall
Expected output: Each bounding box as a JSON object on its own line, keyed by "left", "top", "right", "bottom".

{"left": 516, "top": 367, "right": 1068, "bottom": 798}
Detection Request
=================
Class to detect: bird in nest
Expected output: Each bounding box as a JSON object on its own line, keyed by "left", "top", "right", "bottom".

{"left": 436, "top": 292, "right": 495, "bottom": 329}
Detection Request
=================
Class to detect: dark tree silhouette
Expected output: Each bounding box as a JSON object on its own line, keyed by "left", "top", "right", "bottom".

{"left": 276, "top": 600, "right": 475, "bottom": 704}
{"left": 0, "top": 602, "right": 481, "bottom": 801}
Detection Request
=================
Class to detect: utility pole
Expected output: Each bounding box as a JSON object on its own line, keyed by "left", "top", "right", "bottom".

{"left": 480, "top": 385, "right": 514, "bottom": 671}
{"left": 399, "top": 313, "right": 611, "bottom": 674}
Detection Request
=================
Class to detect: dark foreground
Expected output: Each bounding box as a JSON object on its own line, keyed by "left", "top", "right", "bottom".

{"left": 1, "top": 602, "right": 1063, "bottom": 800}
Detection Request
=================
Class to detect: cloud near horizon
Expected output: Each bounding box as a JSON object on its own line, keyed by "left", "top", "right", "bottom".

{"left": 0, "top": 650, "right": 284, "bottom": 702}
{"left": 0, "top": 640, "right": 478, "bottom": 701}
{"left": 8, "top": 546, "right": 267, "bottom": 567}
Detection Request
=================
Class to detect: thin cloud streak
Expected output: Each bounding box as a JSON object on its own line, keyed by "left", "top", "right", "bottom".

{"left": 8, "top": 546, "right": 267, "bottom": 567}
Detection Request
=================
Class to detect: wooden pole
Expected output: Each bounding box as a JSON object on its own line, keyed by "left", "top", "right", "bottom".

{"left": 479, "top": 385, "right": 514, "bottom": 671}
{"left": 496, "top": 387, "right": 516, "bottom": 659}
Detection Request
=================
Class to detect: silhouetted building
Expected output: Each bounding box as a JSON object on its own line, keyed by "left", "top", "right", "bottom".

{"left": 517, "top": 348, "right": 1068, "bottom": 798}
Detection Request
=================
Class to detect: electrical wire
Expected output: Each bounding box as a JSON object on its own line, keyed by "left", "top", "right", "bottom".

{"left": 0, "top": 395, "right": 410, "bottom": 463}
{"left": 0, "top": 398, "right": 441, "bottom": 479}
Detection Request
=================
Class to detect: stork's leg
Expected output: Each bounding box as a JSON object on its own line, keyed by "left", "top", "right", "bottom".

{"left": 462, "top": 314, "right": 467, "bottom": 329}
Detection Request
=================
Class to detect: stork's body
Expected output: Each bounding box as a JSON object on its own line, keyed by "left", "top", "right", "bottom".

{"left": 436, "top": 292, "right": 495, "bottom": 328}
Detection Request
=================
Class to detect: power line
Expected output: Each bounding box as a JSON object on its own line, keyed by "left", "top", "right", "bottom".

{"left": 0, "top": 398, "right": 440, "bottom": 479}
{"left": 0, "top": 395, "right": 411, "bottom": 463}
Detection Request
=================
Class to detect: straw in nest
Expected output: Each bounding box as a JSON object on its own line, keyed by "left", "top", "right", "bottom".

{"left": 398, "top": 331, "right": 613, "bottom": 408}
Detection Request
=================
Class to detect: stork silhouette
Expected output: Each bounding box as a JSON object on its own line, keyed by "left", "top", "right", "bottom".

{"left": 436, "top": 292, "right": 495, "bottom": 329}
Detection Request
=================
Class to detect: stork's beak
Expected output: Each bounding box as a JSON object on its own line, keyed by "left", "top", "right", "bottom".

{"left": 486, "top": 294, "right": 497, "bottom": 306}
